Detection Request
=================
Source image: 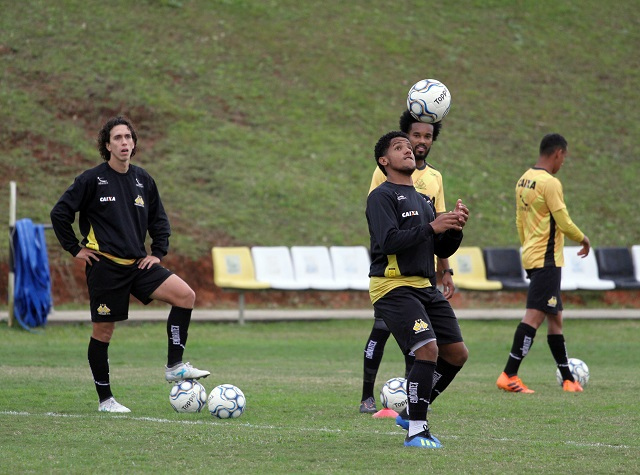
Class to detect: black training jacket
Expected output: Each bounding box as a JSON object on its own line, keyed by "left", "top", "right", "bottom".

{"left": 50, "top": 162, "right": 170, "bottom": 260}
{"left": 366, "top": 181, "right": 462, "bottom": 279}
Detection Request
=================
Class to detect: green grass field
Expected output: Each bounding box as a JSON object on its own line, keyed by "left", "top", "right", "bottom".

{"left": 1, "top": 319, "right": 638, "bottom": 474}
{"left": 1, "top": 0, "right": 639, "bottom": 265}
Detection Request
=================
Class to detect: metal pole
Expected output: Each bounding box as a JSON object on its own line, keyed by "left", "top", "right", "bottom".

{"left": 238, "top": 292, "right": 245, "bottom": 325}
{"left": 8, "top": 181, "right": 16, "bottom": 327}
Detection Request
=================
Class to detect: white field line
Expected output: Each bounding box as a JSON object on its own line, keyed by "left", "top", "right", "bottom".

{"left": 0, "top": 410, "right": 632, "bottom": 450}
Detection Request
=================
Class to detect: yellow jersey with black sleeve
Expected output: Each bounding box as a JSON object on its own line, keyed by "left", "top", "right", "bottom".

{"left": 369, "top": 163, "right": 446, "bottom": 214}
{"left": 516, "top": 167, "right": 584, "bottom": 269}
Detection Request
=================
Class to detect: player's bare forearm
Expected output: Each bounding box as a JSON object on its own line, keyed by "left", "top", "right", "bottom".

{"left": 439, "top": 257, "right": 455, "bottom": 299}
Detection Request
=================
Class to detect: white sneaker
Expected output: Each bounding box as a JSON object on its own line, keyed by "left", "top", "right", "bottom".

{"left": 165, "top": 362, "right": 210, "bottom": 382}
{"left": 98, "top": 397, "right": 131, "bottom": 413}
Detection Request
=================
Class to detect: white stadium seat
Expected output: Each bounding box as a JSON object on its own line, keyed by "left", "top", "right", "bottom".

{"left": 251, "top": 246, "right": 310, "bottom": 290}
{"left": 562, "top": 246, "right": 615, "bottom": 290}
{"left": 329, "top": 246, "right": 371, "bottom": 291}
{"left": 631, "top": 245, "right": 640, "bottom": 283}
{"left": 290, "top": 246, "right": 347, "bottom": 290}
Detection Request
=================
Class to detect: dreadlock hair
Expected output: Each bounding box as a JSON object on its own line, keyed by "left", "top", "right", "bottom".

{"left": 398, "top": 110, "right": 442, "bottom": 141}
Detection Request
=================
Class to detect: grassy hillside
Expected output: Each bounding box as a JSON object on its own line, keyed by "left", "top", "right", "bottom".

{"left": 1, "top": 0, "right": 639, "bottom": 263}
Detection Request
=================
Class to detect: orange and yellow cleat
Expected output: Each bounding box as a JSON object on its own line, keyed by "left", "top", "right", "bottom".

{"left": 562, "top": 380, "right": 584, "bottom": 392}
{"left": 496, "top": 372, "right": 535, "bottom": 394}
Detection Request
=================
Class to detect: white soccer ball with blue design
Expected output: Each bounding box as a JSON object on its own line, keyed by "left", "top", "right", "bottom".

{"left": 407, "top": 79, "right": 451, "bottom": 124}
{"left": 169, "top": 379, "right": 207, "bottom": 413}
{"left": 556, "top": 358, "right": 590, "bottom": 387}
{"left": 380, "top": 377, "right": 407, "bottom": 412}
{"left": 208, "top": 384, "right": 246, "bottom": 419}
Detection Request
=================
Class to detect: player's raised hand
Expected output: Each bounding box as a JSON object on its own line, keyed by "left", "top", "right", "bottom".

{"left": 430, "top": 211, "right": 464, "bottom": 233}
{"left": 453, "top": 199, "right": 469, "bottom": 227}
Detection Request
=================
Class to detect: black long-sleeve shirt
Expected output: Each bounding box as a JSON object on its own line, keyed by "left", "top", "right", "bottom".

{"left": 366, "top": 181, "right": 462, "bottom": 303}
{"left": 50, "top": 162, "right": 170, "bottom": 263}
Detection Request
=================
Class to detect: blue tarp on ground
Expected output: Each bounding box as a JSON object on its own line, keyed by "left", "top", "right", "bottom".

{"left": 13, "top": 218, "right": 51, "bottom": 330}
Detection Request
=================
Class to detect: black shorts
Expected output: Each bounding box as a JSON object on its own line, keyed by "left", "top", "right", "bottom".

{"left": 525, "top": 267, "right": 563, "bottom": 315}
{"left": 373, "top": 286, "right": 463, "bottom": 355}
{"left": 372, "top": 316, "right": 390, "bottom": 331}
{"left": 85, "top": 257, "right": 173, "bottom": 322}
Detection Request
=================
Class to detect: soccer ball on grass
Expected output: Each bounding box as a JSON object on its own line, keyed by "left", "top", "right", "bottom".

{"left": 407, "top": 78, "right": 451, "bottom": 124}
{"left": 208, "top": 384, "right": 246, "bottom": 419}
{"left": 169, "top": 379, "right": 208, "bottom": 413}
{"left": 380, "top": 377, "right": 407, "bottom": 412}
{"left": 556, "top": 358, "right": 590, "bottom": 387}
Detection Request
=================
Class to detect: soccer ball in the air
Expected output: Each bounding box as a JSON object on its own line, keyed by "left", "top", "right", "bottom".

{"left": 407, "top": 79, "right": 451, "bottom": 124}
{"left": 380, "top": 377, "right": 407, "bottom": 412}
{"left": 169, "top": 379, "right": 208, "bottom": 413}
{"left": 556, "top": 358, "right": 590, "bottom": 387}
{"left": 208, "top": 384, "right": 246, "bottom": 419}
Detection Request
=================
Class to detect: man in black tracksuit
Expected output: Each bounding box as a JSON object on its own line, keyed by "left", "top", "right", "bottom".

{"left": 366, "top": 131, "right": 469, "bottom": 448}
{"left": 50, "top": 116, "right": 209, "bottom": 413}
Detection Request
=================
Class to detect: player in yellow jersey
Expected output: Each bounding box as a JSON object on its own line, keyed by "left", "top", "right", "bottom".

{"left": 360, "top": 111, "right": 466, "bottom": 415}
{"left": 497, "top": 133, "right": 590, "bottom": 394}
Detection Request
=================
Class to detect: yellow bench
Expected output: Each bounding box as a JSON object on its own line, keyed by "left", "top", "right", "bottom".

{"left": 212, "top": 247, "right": 270, "bottom": 323}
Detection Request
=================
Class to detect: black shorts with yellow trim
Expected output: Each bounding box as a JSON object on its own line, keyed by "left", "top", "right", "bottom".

{"left": 525, "top": 266, "right": 563, "bottom": 315}
{"left": 373, "top": 285, "right": 463, "bottom": 355}
{"left": 85, "top": 257, "right": 173, "bottom": 322}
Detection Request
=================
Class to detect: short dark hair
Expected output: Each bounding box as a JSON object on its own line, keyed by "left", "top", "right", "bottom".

{"left": 398, "top": 110, "right": 442, "bottom": 141}
{"left": 374, "top": 131, "right": 409, "bottom": 175}
{"left": 97, "top": 116, "right": 138, "bottom": 161}
{"left": 539, "top": 133, "right": 567, "bottom": 156}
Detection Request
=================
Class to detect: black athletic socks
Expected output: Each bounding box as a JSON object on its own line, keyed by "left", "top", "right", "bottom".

{"left": 404, "top": 353, "right": 416, "bottom": 379}
{"left": 548, "top": 334, "right": 574, "bottom": 381}
{"left": 361, "top": 328, "right": 391, "bottom": 401}
{"left": 167, "top": 306, "right": 192, "bottom": 367}
{"left": 504, "top": 322, "right": 537, "bottom": 376}
{"left": 406, "top": 359, "right": 437, "bottom": 422}
{"left": 430, "top": 357, "right": 463, "bottom": 404}
{"left": 88, "top": 337, "right": 112, "bottom": 402}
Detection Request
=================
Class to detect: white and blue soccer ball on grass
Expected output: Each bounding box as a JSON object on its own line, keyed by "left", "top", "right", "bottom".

{"left": 169, "top": 379, "right": 208, "bottom": 413}
{"left": 407, "top": 78, "right": 451, "bottom": 124}
{"left": 556, "top": 358, "right": 590, "bottom": 387}
{"left": 380, "top": 377, "right": 407, "bottom": 412}
{"left": 208, "top": 384, "right": 246, "bottom": 419}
